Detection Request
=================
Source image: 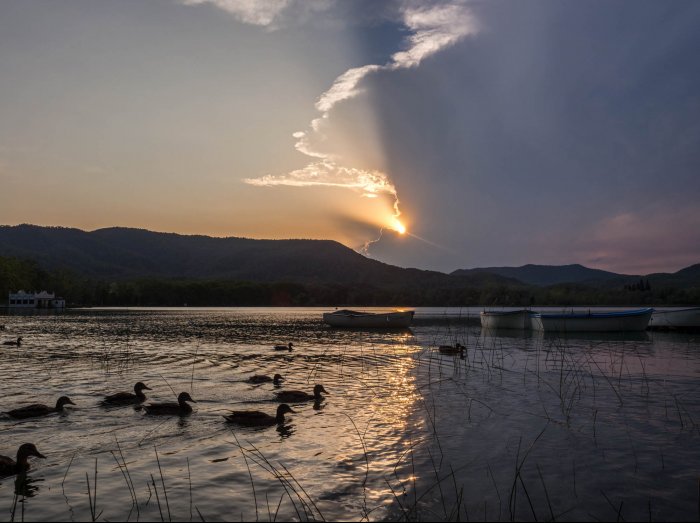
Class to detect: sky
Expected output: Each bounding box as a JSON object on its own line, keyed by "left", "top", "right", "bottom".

{"left": 1, "top": 0, "right": 699, "bottom": 275}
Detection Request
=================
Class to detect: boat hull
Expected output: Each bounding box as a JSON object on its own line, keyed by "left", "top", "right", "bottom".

{"left": 649, "top": 307, "right": 700, "bottom": 330}
{"left": 323, "top": 310, "right": 414, "bottom": 328}
{"left": 480, "top": 310, "right": 531, "bottom": 330}
{"left": 531, "top": 308, "right": 653, "bottom": 333}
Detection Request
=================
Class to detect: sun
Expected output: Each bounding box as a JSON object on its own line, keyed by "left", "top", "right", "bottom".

{"left": 390, "top": 217, "right": 407, "bottom": 235}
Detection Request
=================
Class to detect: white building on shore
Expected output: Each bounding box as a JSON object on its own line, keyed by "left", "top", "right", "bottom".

{"left": 7, "top": 290, "right": 66, "bottom": 309}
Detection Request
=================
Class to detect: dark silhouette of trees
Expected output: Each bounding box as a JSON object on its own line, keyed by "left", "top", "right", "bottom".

{"left": 0, "top": 255, "right": 697, "bottom": 308}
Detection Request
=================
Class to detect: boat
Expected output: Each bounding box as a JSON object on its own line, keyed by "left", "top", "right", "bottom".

{"left": 480, "top": 310, "right": 532, "bottom": 330}
{"left": 322, "top": 309, "right": 414, "bottom": 328}
{"left": 648, "top": 307, "right": 700, "bottom": 330}
{"left": 530, "top": 308, "right": 653, "bottom": 333}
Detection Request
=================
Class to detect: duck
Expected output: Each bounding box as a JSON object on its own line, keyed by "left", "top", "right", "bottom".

{"left": 0, "top": 444, "right": 45, "bottom": 476}
{"left": 223, "top": 404, "right": 296, "bottom": 427}
{"left": 102, "top": 382, "right": 152, "bottom": 405}
{"left": 2, "top": 336, "right": 22, "bottom": 347}
{"left": 247, "top": 373, "right": 283, "bottom": 385}
{"left": 143, "top": 392, "right": 196, "bottom": 416}
{"left": 438, "top": 343, "right": 466, "bottom": 355}
{"left": 6, "top": 396, "right": 76, "bottom": 419}
{"left": 274, "top": 384, "right": 328, "bottom": 403}
{"left": 274, "top": 342, "right": 293, "bottom": 352}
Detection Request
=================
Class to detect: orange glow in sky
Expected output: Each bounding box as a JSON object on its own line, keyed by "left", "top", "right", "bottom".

{"left": 390, "top": 217, "right": 407, "bottom": 235}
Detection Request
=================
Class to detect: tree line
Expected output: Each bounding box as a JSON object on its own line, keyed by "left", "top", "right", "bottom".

{"left": 1, "top": 255, "right": 698, "bottom": 307}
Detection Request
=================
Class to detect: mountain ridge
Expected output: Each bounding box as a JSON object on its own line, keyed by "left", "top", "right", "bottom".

{"left": 0, "top": 224, "right": 698, "bottom": 289}
{"left": 451, "top": 263, "right": 632, "bottom": 287}
{"left": 0, "top": 224, "right": 506, "bottom": 289}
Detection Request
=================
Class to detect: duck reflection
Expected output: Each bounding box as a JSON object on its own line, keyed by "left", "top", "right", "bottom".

{"left": 14, "top": 472, "right": 43, "bottom": 498}
{"left": 276, "top": 423, "right": 295, "bottom": 439}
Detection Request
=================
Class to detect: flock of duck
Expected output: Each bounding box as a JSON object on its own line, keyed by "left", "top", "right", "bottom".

{"left": 1, "top": 339, "right": 328, "bottom": 478}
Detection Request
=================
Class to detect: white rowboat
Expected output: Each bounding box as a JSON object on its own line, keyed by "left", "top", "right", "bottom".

{"left": 649, "top": 307, "right": 700, "bottom": 330}
{"left": 323, "top": 309, "right": 414, "bottom": 328}
{"left": 531, "top": 308, "right": 653, "bottom": 333}
{"left": 480, "top": 310, "right": 532, "bottom": 330}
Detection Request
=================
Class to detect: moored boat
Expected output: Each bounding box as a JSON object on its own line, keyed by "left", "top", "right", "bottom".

{"left": 648, "top": 307, "right": 700, "bottom": 330}
{"left": 480, "top": 310, "right": 532, "bottom": 330}
{"left": 531, "top": 308, "right": 653, "bottom": 333}
{"left": 323, "top": 309, "right": 414, "bottom": 328}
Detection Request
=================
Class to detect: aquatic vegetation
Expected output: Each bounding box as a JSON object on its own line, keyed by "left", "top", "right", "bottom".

{"left": 0, "top": 309, "right": 698, "bottom": 521}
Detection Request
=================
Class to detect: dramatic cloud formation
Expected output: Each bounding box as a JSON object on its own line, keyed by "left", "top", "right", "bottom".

{"left": 245, "top": 1, "right": 479, "bottom": 249}
{"left": 295, "top": 2, "right": 479, "bottom": 160}
{"left": 2, "top": 1, "right": 699, "bottom": 273}
{"left": 360, "top": 0, "right": 700, "bottom": 272}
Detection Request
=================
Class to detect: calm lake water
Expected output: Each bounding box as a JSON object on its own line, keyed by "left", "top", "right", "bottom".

{"left": 0, "top": 307, "right": 699, "bottom": 521}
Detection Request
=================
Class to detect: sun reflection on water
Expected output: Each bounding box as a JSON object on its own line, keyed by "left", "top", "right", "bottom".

{"left": 0, "top": 309, "right": 425, "bottom": 522}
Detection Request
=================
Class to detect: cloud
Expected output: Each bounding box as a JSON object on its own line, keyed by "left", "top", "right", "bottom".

{"left": 574, "top": 206, "right": 700, "bottom": 274}
{"left": 183, "top": 1, "right": 700, "bottom": 271}
{"left": 288, "top": 2, "right": 479, "bottom": 167}
{"left": 391, "top": 3, "right": 479, "bottom": 68}
{"left": 244, "top": 1, "right": 479, "bottom": 249}
{"left": 181, "top": 0, "right": 289, "bottom": 26}
{"left": 180, "top": 0, "right": 331, "bottom": 28}
{"left": 311, "top": 2, "right": 479, "bottom": 117}
{"left": 244, "top": 159, "right": 397, "bottom": 198}
{"left": 315, "top": 65, "right": 382, "bottom": 113}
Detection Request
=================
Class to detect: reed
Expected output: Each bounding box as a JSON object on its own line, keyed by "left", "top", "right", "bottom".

{"left": 111, "top": 436, "right": 139, "bottom": 517}
{"left": 230, "top": 430, "right": 259, "bottom": 521}
{"left": 224, "top": 433, "right": 325, "bottom": 521}
{"left": 154, "top": 446, "right": 171, "bottom": 522}
{"left": 85, "top": 458, "right": 102, "bottom": 522}
{"left": 187, "top": 457, "right": 193, "bottom": 522}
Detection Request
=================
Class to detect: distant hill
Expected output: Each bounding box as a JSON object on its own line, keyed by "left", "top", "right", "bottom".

{"left": 1, "top": 225, "right": 697, "bottom": 307}
{"left": 451, "top": 264, "right": 628, "bottom": 286}
{"left": 646, "top": 264, "right": 700, "bottom": 288}
{"left": 452, "top": 263, "right": 700, "bottom": 289}
{"left": 0, "top": 224, "right": 508, "bottom": 290}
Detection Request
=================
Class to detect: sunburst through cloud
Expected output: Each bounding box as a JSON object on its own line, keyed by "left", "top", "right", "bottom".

{"left": 244, "top": 1, "right": 479, "bottom": 255}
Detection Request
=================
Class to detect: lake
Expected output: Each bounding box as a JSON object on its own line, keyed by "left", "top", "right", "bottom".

{"left": 1, "top": 307, "right": 699, "bottom": 521}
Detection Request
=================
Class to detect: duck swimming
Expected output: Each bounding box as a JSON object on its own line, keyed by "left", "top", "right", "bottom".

{"left": 274, "top": 342, "right": 293, "bottom": 351}
{"left": 274, "top": 384, "right": 327, "bottom": 403}
{"left": 2, "top": 337, "right": 22, "bottom": 347}
{"left": 438, "top": 343, "right": 466, "bottom": 354}
{"left": 0, "top": 444, "right": 45, "bottom": 476}
{"left": 143, "top": 392, "right": 196, "bottom": 416}
{"left": 224, "top": 404, "right": 296, "bottom": 427}
{"left": 102, "top": 382, "right": 152, "bottom": 405}
{"left": 247, "top": 373, "right": 283, "bottom": 385}
{"left": 6, "top": 396, "right": 76, "bottom": 419}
